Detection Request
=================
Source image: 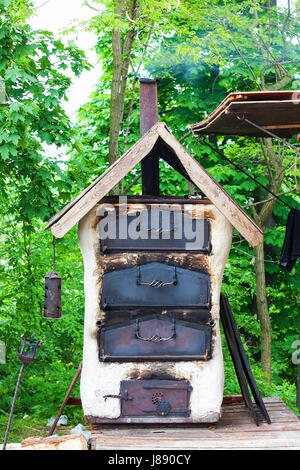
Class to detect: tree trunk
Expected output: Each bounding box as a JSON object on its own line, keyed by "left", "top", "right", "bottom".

{"left": 297, "top": 310, "right": 300, "bottom": 410}
{"left": 251, "top": 137, "right": 285, "bottom": 381}
{"left": 108, "top": 0, "right": 137, "bottom": 195}
{"left": 253, "top": 242, "right": 272, "bottom": 379}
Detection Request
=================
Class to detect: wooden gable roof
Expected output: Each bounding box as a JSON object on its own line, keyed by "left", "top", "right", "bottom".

{"left": 45, "top": 122, "right": 263, "bottom": 246}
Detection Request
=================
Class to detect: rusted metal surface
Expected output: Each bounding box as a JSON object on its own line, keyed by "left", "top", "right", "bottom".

{"left": 139, "top": 79, "right": 159, "bottom": 136}
{"left": 222, "top": 395, "right": 244, "bottom": 404}
{"left": 103, "top": 309, "right": 212, "bottom": 328}
{"left": 101, "top": 262, "right": 211, "bottom": 309}
{"left": 98, "top": 206, "right": 211, "bottom": 253}
{"left": 111, "top": 380, "right": 192, "bottom": 418}
{"left": 66, "top": 397, "right": 81, "bottom": 406}
{"left": 3, "top": 364, "right": 25, "bottom": 450}
{"left": 89, "top": 195, "right": 226, "bottom": 424}
{"left": 220, "top": 294, "right": 271, "bottom": 426}
{"left": 17, "top": 333, "right": 43, "bottom": 365}
{"left": 44, "top": 270, "right": 62, "bottom": 319}
{"left": 3, "top": 334, "right": 43, "bottom": 450}
{"left": 139, "top": 78, "right": 159, "bottom": 195}
{"left": 47, "top": 361, "right": 82, "bottom": 436}
{"left": 97, "top": 252, "right": 211, "bottom": 280}
{"left": 98, "top": 315, "right": 212, "bottom": 362}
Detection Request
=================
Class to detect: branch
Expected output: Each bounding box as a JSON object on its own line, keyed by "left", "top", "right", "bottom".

{"left": 267, "top": 72, "right": 294, "bottom": 91}
{"left": 179, "top": 130, "right": 192, "bottom": 143}
{"left": 122, "top": 172, "right": 142, "bottom": 194}
{"left": 122, "top": 23, "right": 154, "bottom": 156}
{"left": 228, "top": 37, "right": 262, "bottom": 89}
{"left": 244, "top": 189, "right": 295, "bottom": 208}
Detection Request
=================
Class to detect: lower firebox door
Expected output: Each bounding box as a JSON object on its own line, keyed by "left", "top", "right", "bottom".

{"left": 106, "top": 380, "right": 192, "bottom": 418}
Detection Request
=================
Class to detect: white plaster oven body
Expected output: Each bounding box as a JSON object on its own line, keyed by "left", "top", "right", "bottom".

{"left": 78, "top": 201, "right": 232, "bottom": 423}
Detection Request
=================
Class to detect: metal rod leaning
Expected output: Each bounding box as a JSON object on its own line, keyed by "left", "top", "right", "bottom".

{"left": 3, "top": 364, "right": 25, "bottom": 450}
{"left": 47, "top": 361, "right": 83, "bottom": 436}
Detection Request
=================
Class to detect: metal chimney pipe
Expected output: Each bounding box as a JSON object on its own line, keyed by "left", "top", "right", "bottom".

{"left": 139, "top": 78, "right": 159, "bottom": 195}
{"left": 139, "top": 78, "right": 158, "bottom": 136}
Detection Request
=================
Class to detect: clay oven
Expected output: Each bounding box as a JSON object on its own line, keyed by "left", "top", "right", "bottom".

{"left": 45, "top": 80, "right": 263, "bottom": 424}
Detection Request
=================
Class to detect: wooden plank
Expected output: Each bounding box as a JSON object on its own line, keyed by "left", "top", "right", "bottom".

{"left": 91, "top": 397, "right": 300, "bottom": 450}
{"left": 92, "top": 430, "right": 300, "bottom": 450}
{"left": 158, "top": 125, "right": 264, "bottom": 247}
{"left": 92, "top": 441, "right": 300, "bottom": 450}
{"left": 222, "top": 400, "right": 298, "bottom": 413}
{"left": 141, "top": 150, "right": 160, "bottom": 195}
{"left": 92, "top": 421, "right": 300, "bottom": 436}
{"left": 92, "top": 437, "right": 300, "bottom": 450}
{"left": 46, "top": 123, "right": 162, "bottom": 237}
{"left": 94, "top": 430, "right": 300, "bottom": 441}
{"left": 191, "top": 92, "right": 300, "bottom": 138}
{"left": 191, "top": 91, "right": 300, "bottom": 131}
{"left": 222, "top": 402, "right": 290, "bottom": 410}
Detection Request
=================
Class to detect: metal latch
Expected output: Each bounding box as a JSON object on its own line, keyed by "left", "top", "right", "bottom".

{"left": 136, "top": 266, "right": 178, "bottom": 288}
{"left": 134, "top": 318, "right": 176, "bottom": 343}
{"left": 103, "top": 389, "right": 133, "bottom": 402}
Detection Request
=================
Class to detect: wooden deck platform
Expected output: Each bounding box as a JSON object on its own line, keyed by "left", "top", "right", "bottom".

{"left": 91, "top": 397, "right": 300, "bottom": 450}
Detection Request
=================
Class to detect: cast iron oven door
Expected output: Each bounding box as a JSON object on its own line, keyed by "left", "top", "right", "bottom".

{"left": 106, "top": 380, "right": 192, "bottom": 418}
{"left": 99, "top": 208, "right": 211, "bottom": 253}
{"left": 98, "top": 315, "right": 212, "bottom": 361}
{"left": 101, "top": 262, "right": 211, "bottom": 309}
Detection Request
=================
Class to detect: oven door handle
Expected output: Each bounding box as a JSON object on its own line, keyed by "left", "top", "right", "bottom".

{"left": 103, "top": 389, "right": 133, "bottom": 402}
{"left": 134, "top": 318, "right": 176, "bottom": 342}
{"left": 136, "top": 266, "right": 177, "bottom": 288}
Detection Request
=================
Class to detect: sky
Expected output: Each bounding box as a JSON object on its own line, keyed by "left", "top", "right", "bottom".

{"left": 30, "top": 0, "right": 100, "bottom": 121}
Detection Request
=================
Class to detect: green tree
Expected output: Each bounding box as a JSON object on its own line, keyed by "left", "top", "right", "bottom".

{"left": 84, "top": 0, "right": 202, "bottom": 193}
{"left": 0, "top": 0, "right": 89, "bottom": 418}
{"left": 146, "top": 0, "right": 300, "bottom": 381}
{"left": 38, "top": 0, "right": 300, "bottom": 415}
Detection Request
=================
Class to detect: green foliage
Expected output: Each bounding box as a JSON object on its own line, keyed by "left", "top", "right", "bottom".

{"left": 145, "top": 0, "right": 300, "bottom": 410}
{"left": 0, "top": 0, "right": 90, "bottom": 225}
{"left": 0, "top": 0, "right": 300, "bottom": 433}
{"left": 0, "top": 0, "right": 88, "bottom": 422}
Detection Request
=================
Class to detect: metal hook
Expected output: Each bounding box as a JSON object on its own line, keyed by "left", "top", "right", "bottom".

{"left": 51, "top": 236, "right": 56, "bottom": 270}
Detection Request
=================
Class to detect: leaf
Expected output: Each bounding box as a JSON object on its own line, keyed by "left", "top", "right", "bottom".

{"left": 0, "top": 144, "right": 11, "bottom": 160}
{"left": 5, "top": 65, "right": 21, "bottom": 83}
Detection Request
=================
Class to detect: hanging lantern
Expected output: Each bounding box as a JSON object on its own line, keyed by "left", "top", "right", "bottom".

{"left": 44, "top": 270, "right": 62, "bottom": 319}
{"left": 44, "top": 236, "right": 62, "bottom": 319}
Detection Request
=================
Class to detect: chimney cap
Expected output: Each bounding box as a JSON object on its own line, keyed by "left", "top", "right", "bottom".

{"left": 139, "top": 77, "right": 156, "bottom": 84}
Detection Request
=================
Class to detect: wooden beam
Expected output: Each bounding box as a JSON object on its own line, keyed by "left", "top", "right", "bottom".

{"left": 141, "top": 150, "right": 160, "bottom": 195}
{"left": 158, "top": 124, "right": 264, "bottom": 247}
{"left": 47, "top": 123, "right": 162, "bottom": 238}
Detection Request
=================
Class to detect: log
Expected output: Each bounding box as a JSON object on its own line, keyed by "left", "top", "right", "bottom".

{"left": 21, "top": 434, "right": 88, "bottom": 450}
